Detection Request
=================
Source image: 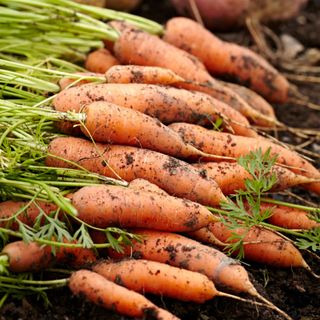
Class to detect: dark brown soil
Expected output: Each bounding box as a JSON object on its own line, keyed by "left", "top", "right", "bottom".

{"left": 1, "top": 1, "right": 319, "bottom": 320}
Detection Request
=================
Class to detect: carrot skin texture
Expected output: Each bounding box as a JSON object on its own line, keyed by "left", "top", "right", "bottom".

{"left": 0, "top": 200, "right": 57, "bottom": 229}
{"left": 129, "top": 178, "right": 168, "bottom": 196}
{"left": 105, "top": 65, "right": 185, "bottom": 85}
{"left": 111, "top": 24, "right": 264, "bottom": 134}
{"left": 169, "top": 122, "right": 320, "bottom": 195}
{"left": 260, "top": 203, "right": 320, "bottom": 230}
{"left": 93, "top": 259, "right": 217, "bottom": 303}
{"left": 222, "top": 81, "right": 276, "bottom": 120}
{"left": 71, "top": 185, "right": 213, "bottom": 231}
{"left": 205, "top": 223, "right": 306, "bottom": 267}
{"left": 54, "top": 83, "right": 256, "bottom": 137}
{"left": 2, "top": 240, "right": 96, "bottom": 273}
{"left": 164, "top": 17, "right": 289, "bottom": 103}
{"left": 45, "top": 136, "right": 227, "bottom": 207}
{"left": 82, "top": 101, "right": 206, "bottom": 159}
{"left": 69, "top": 270, "right": 179, "bottom": 320}
{"left": 193, "top": 162, "right": 315, "bottom": 195}
{"left": 85, "top": 48, "right": 119, "bottom": 74}
{"left": 108, "top": 229, "right": 255, "bottom": 294}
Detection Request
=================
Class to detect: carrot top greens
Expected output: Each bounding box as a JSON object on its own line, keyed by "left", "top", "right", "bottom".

{"left": 208, "top": 148, "right": 320, "bottom": 259}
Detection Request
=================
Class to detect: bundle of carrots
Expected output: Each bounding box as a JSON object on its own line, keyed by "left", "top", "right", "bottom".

{"left": 0, "top": 1, "right": 319, "bottom": 320}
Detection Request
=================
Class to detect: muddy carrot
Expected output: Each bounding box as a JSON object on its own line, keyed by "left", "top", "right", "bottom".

{"left": 222, "top": 81, "right": 276, "bottom": 120}
{"left": 69, "top": 270, "right": 179, "bottom": 320}
{"left": 54, "top": 83, "right": 257, "bottom": 137}
{"left": 259, "top": 202, "right": 320, "bottom": 230}
{"left": 1, "top": 240, "right": 96, "bottom": 273}
{"left": 93, "top": 259, "right": 217, "bottom": 303}
{"left": 45, "top": 136, "right": 227, "bottom": 206}
{"left": 85, "top": 48, "right": 119, "bottom": 74}
{"left": 192, "top": 223, "right": 308, "bottom": 268}
{"left": 0, "top": 200, "right": 57, "bottom": 229}
{"left": 70, "top": 184, "right": 214, "bottom": 231}
{"left": 105, "top": 65, "right": 185, "bottom": 85}
{"left": 80, "top": 101, "right": 209, "bottom": 159}
{"left": 169, "top": 122, "right": 320, "bottom": 195}
{"left": 193, "top": 162, "right": 316, "bottom": 195}
{"left": 129, "top": 178, "right": 168, "bottom": 196}
{"left": 164, "top": 17, "right": 289, "bottom": 103}
{"left": 111, "top": 22, "right": 271, "bottom": 130}
{"left": 107, "top": 229, "right": 256, "bottom": 294}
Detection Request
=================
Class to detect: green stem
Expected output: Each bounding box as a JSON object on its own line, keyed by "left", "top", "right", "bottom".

{"left": 207, "top": 206, "right": 315, "bottom": 240}
{"left": 0, "top": 228, "right": 111, "bottom": 249}
{"left": 261, "top": 198, "right": 319, "bottom": 212}
{"left": 0, "top": 275, "right": 68, "bottom": 287}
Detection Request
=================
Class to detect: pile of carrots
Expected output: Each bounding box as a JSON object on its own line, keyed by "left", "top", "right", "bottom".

{"left": 1, "top": 9, "right": 319, "bottom": 320}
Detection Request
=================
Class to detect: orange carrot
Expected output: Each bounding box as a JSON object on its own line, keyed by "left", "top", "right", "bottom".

{"left": 191, "top": 223, "right": 308, "bottom": 268}
{"left": 69, "top": 270, "right": 179, "bottom": 320}
{"left": 0, "top": 200, "right": 57, "bottom": 229}
{"left": 70, "top": 185, "right": 213, "bottom": 232}
{"left": 129, "top": 178, "right": 168, "bottom": 196}
{"left": 164, "top": 17, "right": 289, "bottom": 103}
{"left": 93, "top": 259, "right": 217, "bottom": 303}
{"left": 222, "top": 81, "right": 276, "bottom": 120}
{"left": 112, "top": 22, "right": 273, "bottom": 129}
{"left": 108, "top": 229, "right": 257, "bottom": 295}
{"left": 105, "top": 65, "right": 185, "bottom": 85}
{"left": 259, "top": 202, "right": 320, "bottom": 230}
{"left": 85, "top": 48, "right": 119, "bottom": 73}
{"left": 45, "top": 136, "right": 227, "bottom": 207}
{"left": 193, "top": 162, "right": 315, "bottom": 195}
{"left": 1, "top": 240, "right": 96, "bottom": 273}
{"left": 59, "top": 72, "right": 105, "bottom": 90}
{"left": 54, "top": 83, "right": 257, "bottom": 137}
{"left": 169, "top": 122, "right": 320, "bottom": 195}
{"left": 80, "top": 101, "right": 208, "bottom": 159}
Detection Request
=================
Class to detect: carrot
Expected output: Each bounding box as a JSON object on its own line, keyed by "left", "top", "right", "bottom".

{"left": 45, "top": 136, "right": 227, "bottom": 206}
{"left": 85, "top": 48, "right": 119, "bottom": 74}
{"left": 59, "top": 72, "right": 105, "bottom": 90}
{"left": 107, "top": 229, "right": 256, "bottom": 295}
{"left": 191, "top": 223, "right": 308, "bottom": 268}
{"left": 69, "top": 270, "right": 179, "bottom": 320}
{"left": 70, "top": 184, "right": 214, "bottom": 232}
{"left": 169, "top": 122, "right": 320, "bottom": 195}
{"left": 54, "top": 83, "right": 257, "bottom": 137}
{"left": 192, "top": 162, "right": 315, "bottom": 195}
{"left": 111, "top": 22, "right": 274, "bottom": 129}
{"left": 0, "top": 200, "right": 57, "bottom": 229}
{"left": 105, "top": 65, "right": 185, "bottom": 85}
{"left": 129, "top": 178, "right": 168, "bottom": 196}
{"left": 80, "top": 101, "right": 209, "bottom": 159}
{"left": 1, "top": 240, "right": 96, "bottom": 273}
{"left": 222, "top": 81, "right": 276, "bottom": 120}
{"left": 93, "top": 259, "right": 217, "bottom": 303}
{"left": 259, "top": 202, "right": 320, "bottom": 230}
{"left": 163, "top": 17, "right": 289, "bottom": 103}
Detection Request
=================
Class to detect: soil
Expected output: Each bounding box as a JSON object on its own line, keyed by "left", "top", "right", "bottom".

{"left": 1, "top": 1, "right": 319, "bottom": 320}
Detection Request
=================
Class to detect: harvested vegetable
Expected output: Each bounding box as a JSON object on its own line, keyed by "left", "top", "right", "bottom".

{"left": 45, "top": 136, "right": 227, "bottom": 206}
{"left": 80, "top": 101, "right": 209, "bottom": 159}
{"left": 69, "top": 270, "right": 179, "bottom": 319}
{"left": 54, "top": 83, "right": 257, "bottom": 137}
{"left": 193, "top": 162, "right": 315, "bottom": 195}
{"left": 85, "top": 48, "right": 119, "bottom": 73}
{"left": 71, "top": 184, "right": 214, "bottom": 231}
{"left": 169, "top": 122, "right": 320, "bottom": 195}
{"left": 163, "top": 17, "right": 289, "bottom": 103}
{"left": 1, "top": 240, "right": 96, "bottom": 273}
